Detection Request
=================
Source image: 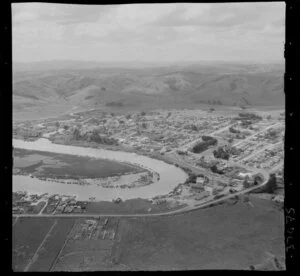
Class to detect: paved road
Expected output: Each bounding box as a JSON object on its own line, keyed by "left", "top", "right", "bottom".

{"left": 233, "top": 122, "right": 281, "bottom": 148}
{"left": 179, "top": 122, "right": 234, "bottom": 151}
{"left": 240, "top": 141, "right": 282, "bottom": 162}
{"left": 12, "top": 173, "right": 269, "bottom": 219}
{"left": 12, "top": 121, "right": 275, "bottom": 220}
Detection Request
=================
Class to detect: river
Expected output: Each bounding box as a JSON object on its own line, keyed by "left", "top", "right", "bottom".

{"left": 13, "top": 138, "right": 188, "bottom": 201}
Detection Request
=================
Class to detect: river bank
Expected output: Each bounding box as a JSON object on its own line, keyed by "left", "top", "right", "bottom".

{"left": 13, "top": 138, "right": 188, "bottom": 201}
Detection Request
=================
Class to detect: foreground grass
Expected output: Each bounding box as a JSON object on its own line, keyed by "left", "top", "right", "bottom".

{"left": 110, "top": 197, "right": 284, "bottom": 270}
{"left": 13, "top": 196, "right": 284, "bottom": 271}
{"left": 84, "top": 198, "right": 187, "bottom": 215}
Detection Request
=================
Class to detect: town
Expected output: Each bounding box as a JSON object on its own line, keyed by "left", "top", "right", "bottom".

{"left": 13, "top": 107, "right": 284, "bottom": 215}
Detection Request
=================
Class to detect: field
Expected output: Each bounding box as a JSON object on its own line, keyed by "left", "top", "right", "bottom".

{"left": 12, "top": 218, "right": 75, "bottom": 272}
{"left": 13, "top": 196, "right": 284, "bottom": 271}
{"left": 28, "top": 219, "right": 76, "bottom": 271}
{"left": 83, "top": 198, "right": 187, "bottom": 215}
{"left": 52, "top": 217, "right": 123, "bottom": 271}
{"left": 13, "top": 148, "right": 143, "bottom": 179}
{"left": 109, "top": 197, "right": 284, "bottom": 270}
{"left": 12, "top": 217, "right": 56, "bottom": 271}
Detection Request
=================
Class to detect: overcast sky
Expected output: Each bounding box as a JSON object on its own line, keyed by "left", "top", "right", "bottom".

{"left": 12, "top": 2, "right": 285, "bottom": 64}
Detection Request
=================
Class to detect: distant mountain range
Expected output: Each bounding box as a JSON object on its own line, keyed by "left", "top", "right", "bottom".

{"left": 13, "top": 61, "right": 284, "bottom": 114}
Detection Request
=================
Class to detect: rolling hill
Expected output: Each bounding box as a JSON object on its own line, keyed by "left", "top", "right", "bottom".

{"left": 12, "top": 62, "right": 284, "bottom": 118}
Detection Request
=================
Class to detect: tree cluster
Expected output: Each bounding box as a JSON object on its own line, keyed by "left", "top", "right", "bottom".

{"left": 237, "top": 112, "right": 262, "bottom": 121}
{"left": 198, "top": 99, "right": 222, "bottom": 105}
{"left": 229, "top": 126, "right": 240, "bottom": 134}
{"left": 213, "top": 146, "right": 230, "bottom": 160}
{"left": 192, "top": 136, "right": 218, "bottom": 154}
{"left": 183, "top": 124, "right": 198, "bottom": 131}
{"left": 72, "top": 127, "right": 118, "bottom": 145}
{"left": 105, "top": 101, "right": 123, "bottom": 107}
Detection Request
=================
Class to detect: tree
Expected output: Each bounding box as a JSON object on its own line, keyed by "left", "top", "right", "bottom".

{"left": 126, "top": 114, "right": 131, "bottom": 120}
{"left": 188, "top": 173, "right": 197, "bottom": 183}
{"left": 265, "top": 173, "right": 277, "bottom": 193}
{"left": 243, "top": 176, "right": 251, "bottom": 188}
{"left": 63, "top": 125, "right": 69, "bottom": 130}
{"left": 72, "top": 127, "right": 80, "bottom": 140}
{"left": 55, "top": 122, "right": 60, "bottom": 128}
{"left": 140, "top": 111, "right": 146, "bottom": 116}
{"left": 228, "top": 138, "right": 234, "bottom": 144}
{"left": 190, "top": 124, "right": 197, "bottom": 131}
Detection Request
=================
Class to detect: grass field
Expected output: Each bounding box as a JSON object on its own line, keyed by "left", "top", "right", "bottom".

{"left": 13, "top": 148, "right": 143, "bottom": 179}
{"left": 28, "top": 218, "right": 76, "bottom": 271}
{"left": 109, "top": 197, "right": 284, "bottom": 270}
{"left": 12, "top": 196, "right": 284, "bottom": 271}
{"left": 83, "top": 198, "right": 187, "bottom": 215}
{"left": 53, "top": 217, "right": 123, "bottom": 271}
{"left": 12, "top": 217, "right": 56, "bottom": 271}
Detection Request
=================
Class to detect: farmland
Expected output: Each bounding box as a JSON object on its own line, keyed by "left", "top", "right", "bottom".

{"left": 12, "top": 196, "right": 284, "bottom": 271}
{"left": 109, "top": 196, "right": 284, "bottom": 270}
{"left": 83, "top": 198, "right": 187, "bottom": 215}
{"left": 12, "top": 217, "right": 56, "bottom": 271}
{"left": 28, "top": 219, "right": 76, "bottom": 271}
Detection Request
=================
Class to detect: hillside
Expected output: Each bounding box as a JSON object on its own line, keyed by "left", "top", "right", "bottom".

{"left": 13, "top": 62, "right": 284, "bottom": 118}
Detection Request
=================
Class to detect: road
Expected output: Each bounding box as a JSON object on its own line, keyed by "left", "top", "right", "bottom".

{"left": 233, "top": 122, "right": 281, "bottom": 148}
{"left": 240, "top": 141, "right": 282, "bottom": 162}
{"left": 12, "top": 119, "right": 279, "bottom": 220}
{"left": 179, "top": 122, "right": 234, "bottom": 151}
{"left": 13, "top": 168, "right": 270, "bottom": 219}
{"left": 24, "top": 219, "right": 58, "bottom": 272}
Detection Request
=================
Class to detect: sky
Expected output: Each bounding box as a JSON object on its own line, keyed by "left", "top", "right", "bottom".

{"left": 12, "top": 2, "right": 285, "bottom": 64}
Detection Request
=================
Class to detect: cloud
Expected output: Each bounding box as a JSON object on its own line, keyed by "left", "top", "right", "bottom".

{"left": 12, "top": 2, "right": 285, "bottom": 63}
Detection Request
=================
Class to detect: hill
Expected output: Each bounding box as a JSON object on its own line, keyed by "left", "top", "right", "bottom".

{"left": 12, "top": 62, "right": 284, "bottom": 118}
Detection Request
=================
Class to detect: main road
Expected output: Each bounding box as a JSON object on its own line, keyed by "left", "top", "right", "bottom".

{"left": 13, "top": 168, "right": 270, "bottom": 219}
{"left": 12, "top": 130, "right": 272, "bottom": 219}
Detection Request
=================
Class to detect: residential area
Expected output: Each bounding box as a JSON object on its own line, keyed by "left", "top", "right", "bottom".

{"left": 13, "top": 108, "right": 285, "bottom": 213}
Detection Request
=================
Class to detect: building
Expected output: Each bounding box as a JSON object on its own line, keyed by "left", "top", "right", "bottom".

{"left": 238, "top": 172, "right": 253, "bottom": 179}
{"left": 204, "top": 186, "right": 214, "bottom": 195}
{"left": 196, "top": 177, "right": 205, "bottom": 185}
{"left": 63, "top": 206, "right": 73, "bottom": 213}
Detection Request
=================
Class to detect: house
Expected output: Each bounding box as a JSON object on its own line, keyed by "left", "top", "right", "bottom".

{"left": 56, "top": 205, "right": 65, "bottom": 212}
{"left": 63, "top": 206, "right": 73, "bottom": 213}
{"left": 272, "top": 195, "right": 284, "bottom": 203}
{"left": 191, "top": 183, "right": 204, "bottom": 191}
{"left": 195, "top": 191, "right": 210, "bottom": 200}
{"left": 73, "top": 206, "right": 82, "bottom": 213}
{"left": 204, "top": 186, "right": 214, "bottom": 195}
{"left": 238, "top": 172, "right": 253, "bottom": 179}
{"left": 196, "top": 177, "right": 205, "bottom": 185}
